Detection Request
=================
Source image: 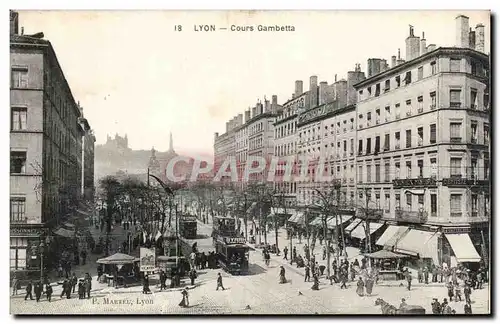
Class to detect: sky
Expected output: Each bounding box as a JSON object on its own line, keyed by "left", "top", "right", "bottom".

{"left": 16, "top": 10, "right": 490, "bottom": 156}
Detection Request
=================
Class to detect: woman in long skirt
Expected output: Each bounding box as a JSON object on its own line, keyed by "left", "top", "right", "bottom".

{"left": 179, "top": 288, "right": 189, "bottom": 307}
{"left": 356, "top": 277, "right": 365, "bottom": 297}
{"left": 365, "top": 275, "right": 374, "bottom": 296}
{"left": 279, "top": 266, "right": 287, "bottom": 284}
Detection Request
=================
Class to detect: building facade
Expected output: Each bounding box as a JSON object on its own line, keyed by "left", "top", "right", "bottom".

{"left": 273, "top": 81, "right": 305, "bottom": 206}
{"left": 10, "top": 11, "right": 94, "bottom": 276}
{"left": 354, "top": 18, "right": 490, "bottom": 266}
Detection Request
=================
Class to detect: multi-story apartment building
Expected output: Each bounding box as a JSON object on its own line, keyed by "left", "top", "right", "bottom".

{"left": 235, "top": 113, "right": 248, "bottom": 188}
{"left": 10, "top": 11, "right": 95, "bottom": 276}
{"left": 78, "top": 109, "right": 96, "bottom": 201}
{"left": 273, "top": 81, "right": 305, "bottom": 205}
{"left": 295, "top": 67, "right": 365, "bottom": 208}
{"left": 213, "top": 118, "right": 239, "bottom": 183}
{"left": 246, "top": 97, "right": 280, "bottom": 183}
{"left": 354, "top": 16, "right": 490, "bottom": 267}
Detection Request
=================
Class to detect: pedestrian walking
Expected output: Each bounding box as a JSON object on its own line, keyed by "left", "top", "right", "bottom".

{"left": 189, "top": 269, "right": 197, "bottom": 286}
{"left": 216, "top": 273, "right": 225, "bottom": 291}
{"left": 441, "top": 299, "right": 453, "bottom": 314}
{"left": 417, "top": 267, "right": 423, "bottom": 283}
{"left": 159, "top": 270, "right": 167, "bottom": 291}
{"left": 423, "top": 266, "right": 429, "bottom": 284}
{"left": 464, "top": 302, "right": 472, "bottom": 314}
{"left": 78, "top": 280, "right": 85, "bottom": 299}
{"left": 60, "top": 279, "right": 69, "bottom": 299}
{"left": 24, "top": 280, "right": 34, "bottom": 301}
{"left": 58, "top": 263, "right": 63, "bottom": 278}
{"left": 356, "top": 277, "right": 365, "bottom": 297}
{"left": 142, "top": 275, "right": 151, "bottom": 294}
{"left": 71, "top": 273, "right": 78, "bottom": 293}
{"left": 464, "top": 282, "right": 472, "bottom": 304}
{"left": 447, "top": 281, "right": 454, "bottom": 301}
{"left": 311, "top": 274, "right": 319, "bottom": 290}
{"left": 405, "top": 269, "right": 412, "bottom": 291}
{"left": 454, "top": 282, "right": 462, "bottom": 302}
{"left": 476, "top": 272, "right": 483, "bottom": 289}
{"left": 431, "top": 298, "right": 442, "bottom": 314}
{"left": 399, "top": 298, "right": 407, "bottom": 309}
{"left": 432, "top": 266, "right": 438, "bottom": 283}
{"left": 279, "top": 266, "right": 287, "bottom": 284}
{"left": 11, "top": 273, "right": 19, "bottom": 296}
{"left": 179, "top": 288, "right": 189, "bottom": 307}
{"left": 283, "top": 246, "right": 288, "bottom": 260}
{"left": 85, "top": 273, "right": 92, "bottom": 298}
{"left": 45, "top": 284, "right": 53, "bottom": 302}
{"left": 81, "top": 250, "right": 87, "bottom": 265}
{"left": 365, "top": 275, "right": 374, "bottom": 296}
{"left": 304, "top": 265, "right": 311, "bottom": 282}
{"left": 34, "top": 281, "right": 43, "bottom": 302}
{"left": 340, "top": 270, "right": 348, "bottom": 289}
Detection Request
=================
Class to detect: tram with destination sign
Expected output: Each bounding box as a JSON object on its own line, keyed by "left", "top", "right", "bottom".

{"left": 214, "top": 235, "right": 250, "bottom": 275}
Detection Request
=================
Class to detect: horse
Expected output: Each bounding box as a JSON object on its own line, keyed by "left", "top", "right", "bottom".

{"left": 375, "top": 298, "right": 426, "bottom": 315}
{"left": 375, "top": 298, "right": 398, "bottom": 315}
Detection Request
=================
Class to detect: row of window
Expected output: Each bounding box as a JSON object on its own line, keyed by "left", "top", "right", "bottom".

{"left": 275, "top": 120, "right": 298, "bottom": 139}
{"left": 297, "top": 189, "right": 490, "bottom": 219}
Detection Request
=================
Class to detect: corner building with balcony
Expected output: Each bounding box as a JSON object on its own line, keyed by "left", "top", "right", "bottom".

{"left": 9, "top": 11, "right": 95, "bottom": 278}
{"left": 354, "top": 17, "right": 490, "bottom": 268}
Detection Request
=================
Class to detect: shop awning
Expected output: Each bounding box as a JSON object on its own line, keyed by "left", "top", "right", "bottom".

{"left": 246, "top": 202, "right": 257, "bottom": 214}
{"left": 54, "top": 227, "right": 75, "bottom": 238}
{"left": 326, "top": 215, "right": 353, "bottom": 229}
{"left": 394, "top": 230, "right": 439, "bottom": 263}
{"left": 383, "top": 226, "right": 410, "bottom": 249}
{"left": 376, "top": 225, "right": 408, "bottom": 246}
{"left": 350, "top": 222, "right": 384, "bottom": 239}
{"left": 445, "top": 233, "right": 481, "bottom": 263}
{"left": 288, "top": 212, "right": 306, "bottom": 225}
{"left": 345, "top": 218, "right": 362, "bottom": 233}
{"left": 364, "top": 249, "right": 409, "bottom": 259}
{"left": 309, "top": 217, "right": 323, "bottom": 226}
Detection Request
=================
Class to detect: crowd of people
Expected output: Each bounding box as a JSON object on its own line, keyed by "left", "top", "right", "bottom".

{"left": 15, "top": 272, "right": 93, "bottom": 303}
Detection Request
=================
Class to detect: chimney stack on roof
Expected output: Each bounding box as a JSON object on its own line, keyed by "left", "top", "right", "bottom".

{"left": 455, "top": 15, "right": 470, "bottom": 48}
{"left": 475, "top": 23, "right": 485, "bottom": 53}
{"left": 405, "top": 25, "right": 421, "bottom": 61}
{"left": 420, "top": 32, "right": 427, "bottom": 55}
{"left": 294, "top": 80, "right": 303, "bottom": 98}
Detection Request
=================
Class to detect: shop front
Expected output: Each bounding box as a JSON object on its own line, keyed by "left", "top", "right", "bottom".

{"left": 10, "top": 226, "right": 50, "bottom": 280}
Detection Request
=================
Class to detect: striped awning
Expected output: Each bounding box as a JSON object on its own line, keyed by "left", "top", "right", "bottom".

{"left": 376, "top": 225, "right": 408, "bottom": 247}
{"left": 345, "top": 218, "right": 362, "bottom": 233}
{"left": 326, "top": 215, "right": 353, "bottom": 229}
{"left": 350, "top": 222, "right": 384, "bottom": 239}
{"left": 394, "top": 230, "right": 439, "bottom": 263}
{"left": 446, "top": 233, "right": 481, "bottom": 263}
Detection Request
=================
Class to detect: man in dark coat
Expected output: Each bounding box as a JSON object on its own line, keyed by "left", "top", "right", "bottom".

{"left": 304, "top": 265, "right": 311, "bottom": 282}
{"left": 45, "top": 284, "right": 53, "bottom": 302}
{"left": 283, "top": 246, "right": 288, "bottom": 260}
{"left": 24, "top": 280, "right": 34, "bottom": 301}
{"left": 78, "top": 280, "right": 85, "bottom": 299}
{"left": 34, "top": 281, "right": 43, "bottom": 302}
{"left": 71, "top": 273, "right": 78, "bottom": 293}
{"left": 464, "top": 282, "right": 472, "bottom": 304}
{"left": 159, "top": 270, "right": 167, "bottom": 291}
{"left": 464, "top": 302, "right": 472, "bottom": 314}
{"left": 431, "top": 298, "right": 442, "bottom": 314}
{"left": 60, "top": 279, "right": 69, "bottom": 298}
{"left": 85, "top": 275, "right": 92, "bottom": 299}
{"left": 216, "top": 273, "right": 225, "bottom": 291}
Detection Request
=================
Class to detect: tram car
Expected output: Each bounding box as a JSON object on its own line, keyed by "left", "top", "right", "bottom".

{"left": 214, "top": 235, "right": 250, "bottom": 275}
{"left": 212, "top": 216, "right": 237, "bottom": 238}
{"left": 179, "top": 215, "right": 198, "bottom": 239}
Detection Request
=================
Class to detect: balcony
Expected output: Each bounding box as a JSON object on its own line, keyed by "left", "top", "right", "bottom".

{"left": 395, "top": 207, "right": 428, "bottom": 224}
{"left": 471, "top": 137, "right": 478, "bottom": 144}
{"left": 11, "top": 218, "right": 27, "bottom": 224}
{"left": 417, "top": 138, "right": 423, "bottom": 147}
{"left": 450, "top": 102, "right": 462, "bottom": 108}
{"left": 395, "top": 143, "right": 401, "bottom": 149}
{"left": 417, "top": 107, "right": 424, "bottom": 113}
{"left": 359, "top": 208, "right": 383, "bottom": 221}
{"left": 450, "top": 212, "right": 463, "bottom": 217}
{"left": 450, "top": 137, "right": 462, "bottom": 143}
{"left": 471, "top": 211, "right": 478, "bottom": 217}
{"left": 393, "top": 177, "right": 437, "bottom": 188}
